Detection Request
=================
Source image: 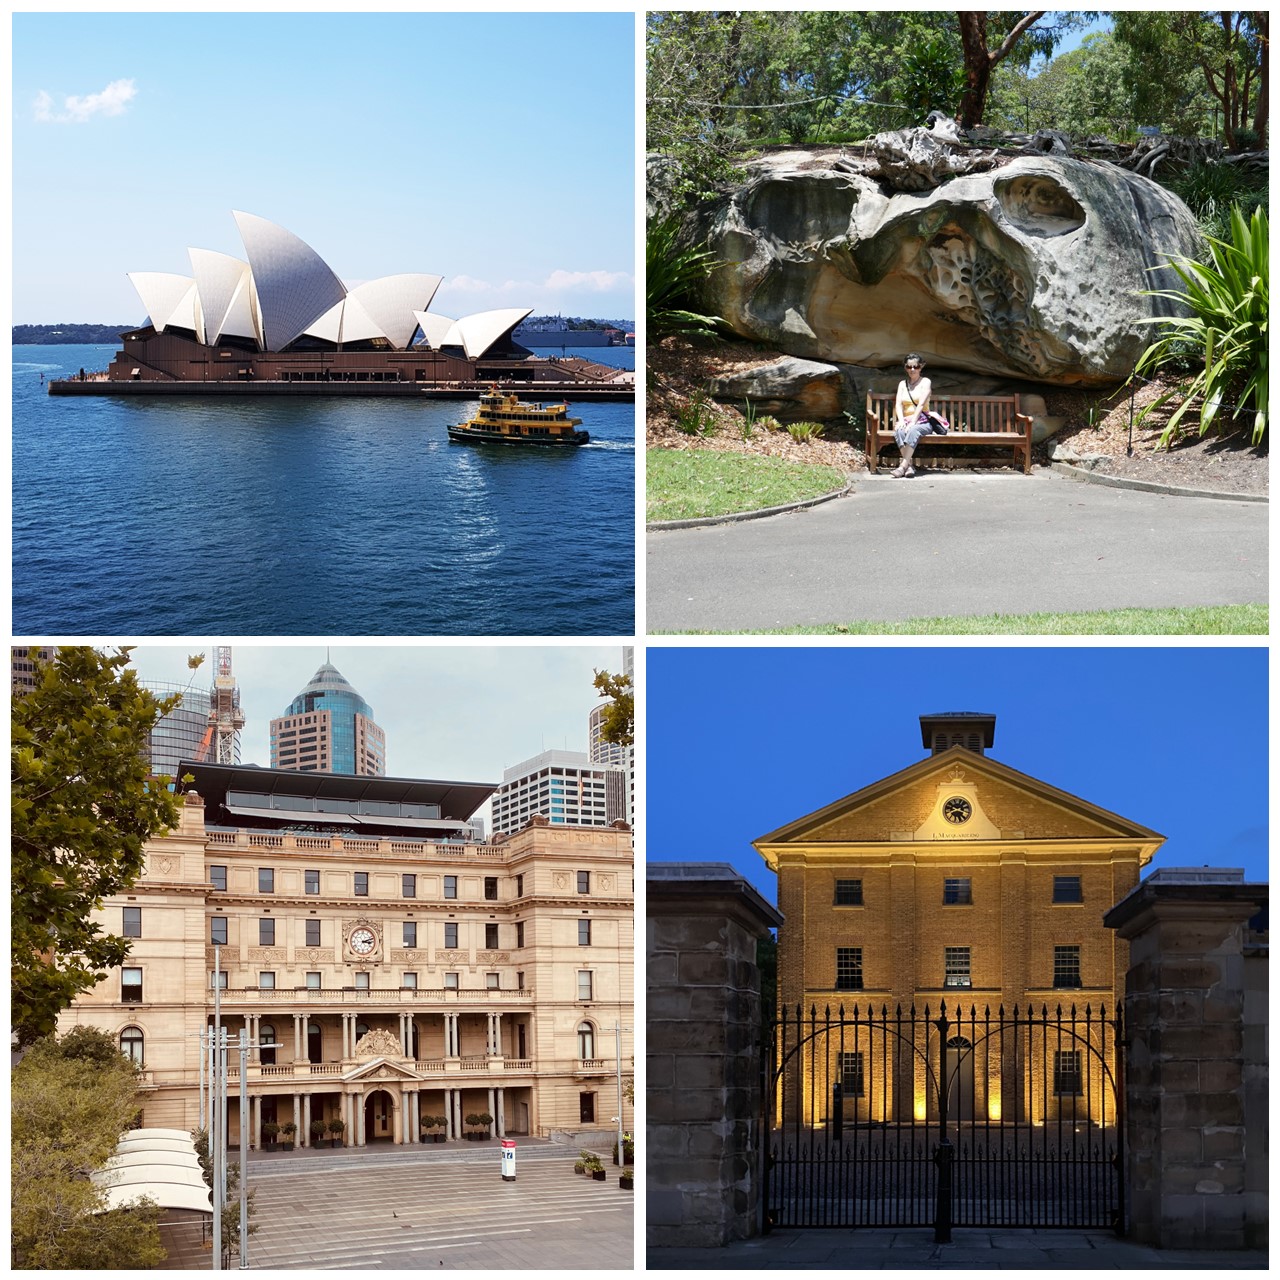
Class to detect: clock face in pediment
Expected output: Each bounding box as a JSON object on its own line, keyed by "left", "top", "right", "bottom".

{"left": 943, "top": 796, "right": 972, "bottom": 825}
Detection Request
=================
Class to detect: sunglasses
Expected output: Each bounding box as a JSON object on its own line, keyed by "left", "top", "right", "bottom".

{"left": 905, "top": 364, "right": 921, "bottom": 370}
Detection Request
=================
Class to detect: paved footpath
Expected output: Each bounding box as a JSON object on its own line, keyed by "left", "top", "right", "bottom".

{"left": 165, "top": 1142, "right": 634, "bottom": 1270}
{"left": 648, "top": 471, "right": 1267, "bottom": 632}
{"left": 650, "top": 1226, "right": 1268, "bottom": 1270}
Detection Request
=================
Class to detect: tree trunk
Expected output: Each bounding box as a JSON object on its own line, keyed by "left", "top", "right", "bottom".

{"left": 956, "top": 13, "right": 991, "bottom": 130}
{"left": 1251, "top": 12, "right": 1268, "bottom": 144}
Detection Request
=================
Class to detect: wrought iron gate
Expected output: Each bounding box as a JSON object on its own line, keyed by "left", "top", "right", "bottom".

{"left": 764, "top": 1002, "right": 1124, "bottom": 1238}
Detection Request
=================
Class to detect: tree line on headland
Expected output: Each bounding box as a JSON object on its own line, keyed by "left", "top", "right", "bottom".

{"left": 14, "top": 323, "right": 130, "bottom": 344}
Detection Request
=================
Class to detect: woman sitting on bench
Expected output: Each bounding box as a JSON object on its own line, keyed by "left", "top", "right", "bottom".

{"left": 892, "top": 353, "right": 933, "bottom": 478}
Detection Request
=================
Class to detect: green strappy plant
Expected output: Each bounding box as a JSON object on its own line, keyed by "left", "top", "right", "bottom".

{"left": 647, "top": 216, "right": 724, "bottom": 339}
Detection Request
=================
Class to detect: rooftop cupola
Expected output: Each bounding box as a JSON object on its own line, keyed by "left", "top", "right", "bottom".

{"left": 919, "top": 712, "right": 996, "bottom": 756}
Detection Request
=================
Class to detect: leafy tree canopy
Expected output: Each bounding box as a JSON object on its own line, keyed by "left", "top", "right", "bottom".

{"left": 12, "top": 647, "right": 180, "bottom": 1044}
{"left": 13, "top": 1028, "right": 164, "bottom": 1268}
{"left": 592, "top": 669, "right": 634, "bottom": 748}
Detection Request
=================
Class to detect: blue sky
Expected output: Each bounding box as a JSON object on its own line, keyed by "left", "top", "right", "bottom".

{"left": 12, "top": 12, "right": 634, "bottom": 324}
{"left": 646, "top": 647, "right": 1269, "bottom": 904}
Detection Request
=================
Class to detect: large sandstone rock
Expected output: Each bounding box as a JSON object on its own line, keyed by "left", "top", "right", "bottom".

{"left": 698, "top": 138, "right": 1202, "bottom": 386}
{"left": 708, "top": 356, "right": 847, "bottom": 421}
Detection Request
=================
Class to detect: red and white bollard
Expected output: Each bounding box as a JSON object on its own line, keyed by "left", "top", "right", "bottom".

{"left": 500, "top": 1138, "right": 516, "bottom": 1182}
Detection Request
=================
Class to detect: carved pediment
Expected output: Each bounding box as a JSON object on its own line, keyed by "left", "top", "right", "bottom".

{"left": 345, "top": 1056, "right": 420, "bottom": 1082}
{"left": 355, "top": 1028, "right": 403, "bottom": 1059}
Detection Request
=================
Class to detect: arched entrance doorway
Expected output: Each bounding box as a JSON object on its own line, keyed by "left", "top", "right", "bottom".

{"left": 364, "top": 1089, "right": 395, "bottom": 1143}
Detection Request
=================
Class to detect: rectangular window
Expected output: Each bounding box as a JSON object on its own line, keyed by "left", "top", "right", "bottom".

{"left": 210, "top": 971, "right": 228, "bottom": 990}
{"left": 578, "top": 919, "right": 591, "bottom": 946}
{"left": 258, "top": 867, "right": 274, "bottom": 894}
{"left": 486, "top": 972, "right": 500, "bottom": 989}
{"left": 1054, "top": 1049, "right": 1083, "bottom": 1095}
{"left": 354, "top": 972, "right": 370, "bottom": 991}
{"left": 210, "top": 865, "right": 227, "bottom": 892}
{"left": 210, "top": 917, "right": 228, "bottom": 946}
{"left": 515, "top": 874, "right": 524, "bottom": 898}
{"left": 259, "top": 918, "right": 275, "bottom": 947}
{"left": 122, "top": 906, "right": 142, "bottom": 938}
{"left": 840, "top": 1051, "right": 865, "bottom": 1097}
{"left": 516, "top": 921, "right": 525, "bottom": 948}
{"left": 944, "top": 946, "right": 972, "bottom": 987}
{"left": 305, "top": 919, "right": 321, "bottom": 947}
{"left": 835, "top": 947, "right": 864, "bottom": 991}
{"left": 577, "top": 871, "right": 590, "bottom": 894}
{"left": 354, "top": 872, "right": 369, "bottom": 897}
{"left": 943, "top": 877, "right": 972, "bottom": 905}
{"left": 444, "top": 922, "right": 458, "bottom": 948}
{"left": 485, "top": 922, "right": 499, "bottom": 949}
{"left": 1054, "top": 945, "right": 1082, "bottom": 988}
{"left": 306, "top": 972, "right": 321, "bottom": 990}
{"left": 577, "top": 970, "right": 594, "bottom": 1001}
{"left": 122, "top": 967, "right": 143, "bottom": 1002}
{"left": 1053, "top": 876, "right": 1083, "bottom": 903}
{"left": 834, "top": 879, "right": 863, "bottom": 906}
{"left": 403, "top": 973, "right": 418, "bottom": 990}
{"left": 305, "top": 869, "right": 320, "bottom": 895}
{"left": 403, "top": 921, "right": 417, "bottom": 948}
{"left": 484, "top": 876, "right": 498, "bottom": 901}
{"left": 259, "top": 972, "right": 275, "bottom": 990}
{"left": 444, "top": 875, "right": 458, "bottom": 900}
{"left": 516, "top": 971, "right": 525, "bottom": 990}
{"left": 402, "top": 873, "right": 416, "bottom": 899}
{"left": 444, "top": 972, "right": 459, "bottom": 990}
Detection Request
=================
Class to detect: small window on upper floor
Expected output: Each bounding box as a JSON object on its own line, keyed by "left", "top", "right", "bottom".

{"left": 943, "top": 877, "right": 972, "bottom": 905}
{"left": 444, "top": 875, "right": 458, "bottom": 900}
{"left": 834, "top": 879, "right": 863, "bottom": 906}
{"left": 210, "top": 865, "right": 227, "bottom": 892}
{"left": 403, "top": 874, "right": 416, "bottom": 899}
{"left": 1053, "top": 876, "right": 1083, "bottom": 903}
{"left": 484, "top": 877, "right": 498, "bottom": 900}
{"left": 577, "top": 871, "right": 590, "bottom": 895}
{"left": 305, "top": 869, "right": 320, "bottom": 895}
{"left": 258, "top": 868, "right": 274, "bottom": 894}
{"left": 122, "top": 906, "right": 142, "bottom": 938}
{"left": 354, "top": 872, "right": 369, "bottom": 897}
{"left": 485, "top": 922, "right": 499, "bottom": 949}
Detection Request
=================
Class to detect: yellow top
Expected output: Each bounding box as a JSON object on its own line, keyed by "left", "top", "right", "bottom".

{"left": 897, "top": 377, "right": 931, "bottom": 423}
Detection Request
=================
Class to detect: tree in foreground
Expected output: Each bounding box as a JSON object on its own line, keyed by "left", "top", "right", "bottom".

{"left": 12, "top": 1028, "right": 164, "bottom": 1268}
{"left": 11, "top": 646, "right": 180, "bottom": 1044}
{"left": 592, "top": 668, "right": 634, "bottom": 747}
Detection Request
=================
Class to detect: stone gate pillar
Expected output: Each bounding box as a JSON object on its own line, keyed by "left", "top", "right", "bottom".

{"left": 1104, "top": 869, "right": 1268, "bottom": 1250}
{"left": 647, "top": 862, "right": 783, "bottom": 1248}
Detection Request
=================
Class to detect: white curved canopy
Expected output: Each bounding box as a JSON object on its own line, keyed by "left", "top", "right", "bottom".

{"left": 446, "top": 307, "right": 534, "bottom": 359}
{"left": 351, "top": 274, "right": 443, "bottom": 349}
{"left": 413, "top": 310, "right": 456, "bottom": 350}
{"left": 96, "top": 1182, "right": 213, "bottom": 1215}
{"left": 104, "top": 1149, "right": 203, "bottom": 1171}
{"left": 233, "top": 210, "right": 346, "bottom": 351}
{"left": 128, "top": 272, "right": 196, "bottom": 334}
{"left": 189, "top": 249, "right": 256, "bottom": 347}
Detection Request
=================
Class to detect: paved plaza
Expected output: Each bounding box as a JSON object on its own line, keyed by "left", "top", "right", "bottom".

{"left": 162, "top": 1141, "right": 634, "bottom": 1269}
{"left": 649, "top": 1226, "right": 1268, "bottom": 1270}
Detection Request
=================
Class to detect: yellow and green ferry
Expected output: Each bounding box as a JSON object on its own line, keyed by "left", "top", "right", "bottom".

{"left": 447, "top": 387, "right": 590, "bottom": 447}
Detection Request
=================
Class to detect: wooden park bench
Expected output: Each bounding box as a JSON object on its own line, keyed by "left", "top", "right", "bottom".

{"left": 865, "top": 391, "right": 1034, "bottom": 474}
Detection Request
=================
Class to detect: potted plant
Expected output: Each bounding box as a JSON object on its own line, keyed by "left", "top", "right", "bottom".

{"left": 620, "top": 1169, "right": 634, "bottom": 1191}
{"left": 311, "top": 1118, "right": 329, "bottom": 1148}
{"left": 279, "top": 1121, "right": 297, "bottom": 1151}
{"left": 476, "top": 1111, "right": 493, "bottom": 1139}
{"left": 612, "top": 1133, "right": 634, "bottom": 1166}
{"left": 574, "top": 1157, "right": 587, "bottom": 1175}
{"left": 263, "top": 1121, "right": 279, "bottom": 1151}
{"left": 328, "top": 1117, "right": 345, "bottom": 1148}
{"left": 464, "top": 1112, "right": 483, "bottom": 1141}
{"left": 422, "top": 1115, "right": 446, "bottom": 1143}
{"left": 585, "top": 1154, "right": 606, "bottom": 1182}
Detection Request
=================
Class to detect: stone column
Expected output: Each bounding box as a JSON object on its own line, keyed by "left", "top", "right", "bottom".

{"left": 647, "top": 863, "right": 783, "bottom": 1248}
{"left": 303, "top": 1094, "right": 311, "bottom": 1148}
{"left": 249, "top": 1014, "right": 260, "bottom": 1064}
{"left": 1105, "top": 873, "right": 1268, "bottom": 1250}
{"left": 412, "top": 1089, "right": 421, "bottom": 1141}
{"left": 301, "top": 1014, "right": 309, "bottom": 1063}
{"left": 494, "top": 1012, "right": 503, "bottom": 1056}
{"left": 487, "top": 1087, "right": 496, "bottom": 1136}
{"left": 496, "top": 1088, "right": 505, "bottom": 1137}
{"left": 293, "top": 1015, "right": 302, "bottom": 1062}
{"left": 356, "top": 1093, "right": 366, "bottom": 1147}
{"left": 292, "top": 1093, "right": 301, "bottom": 1143}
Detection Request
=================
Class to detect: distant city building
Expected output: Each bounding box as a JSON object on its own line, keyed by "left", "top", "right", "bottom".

{"left": 588, "top": 648, "right": 634, "bottom": 830}
{"left": 11, "top": 646, "right": 57, "bottom": 692}
{"left": 270, "top": 662, "right": 386, "bottom": 776}
{"left": 144, "top": 683, "right": 216, "bottom": 777}
{"left": 492, "top": 750, "right": 628, "bottom": 835}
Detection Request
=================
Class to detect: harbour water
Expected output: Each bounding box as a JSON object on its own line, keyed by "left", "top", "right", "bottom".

{"left": 13, "top": 344, "right": 635, "bottom": 636}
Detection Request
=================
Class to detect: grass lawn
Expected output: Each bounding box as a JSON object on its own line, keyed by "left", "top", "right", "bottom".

{"left": 662, "top": 604, "right": 1268, "bottom": 636}
{"left": 647, "top": 448, "right": 848, "bottom": 522}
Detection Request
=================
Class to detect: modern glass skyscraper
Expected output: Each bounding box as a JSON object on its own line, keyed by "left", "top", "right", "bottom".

{"left": 270, "top": 661, "right": 386, "bottom": 776}
{"left": 144, "top": 682, "right": 240, "bottom": 777}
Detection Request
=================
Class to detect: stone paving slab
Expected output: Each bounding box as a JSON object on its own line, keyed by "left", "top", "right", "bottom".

{"left": 649, "top": 1226, "right": 1267, "bottom": 1270}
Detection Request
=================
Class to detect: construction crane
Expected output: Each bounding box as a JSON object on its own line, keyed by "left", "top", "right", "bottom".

{"left": 205, "top": 645, "right": 245, "bottom": 765}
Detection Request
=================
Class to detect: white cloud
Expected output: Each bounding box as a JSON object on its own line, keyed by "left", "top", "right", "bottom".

{"left": 34, "top": 78, "right": 137, "bottom": 124}
{"left": 544, "top": 269, "right": 633, "bottom": 293}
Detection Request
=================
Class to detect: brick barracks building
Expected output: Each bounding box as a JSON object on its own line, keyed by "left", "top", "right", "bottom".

{"left": 754, "top": 712, "right": 1165, "bottom": 1128}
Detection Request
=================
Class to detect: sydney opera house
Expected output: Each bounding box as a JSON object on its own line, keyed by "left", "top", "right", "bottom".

{"left": 52, "top": 212, "right": 628, "bottom": 397}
